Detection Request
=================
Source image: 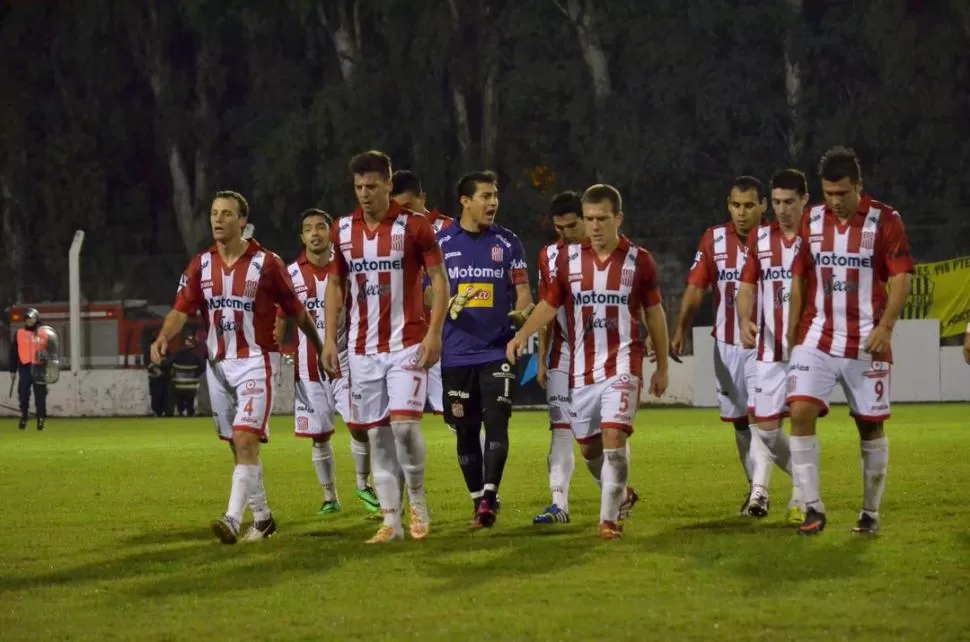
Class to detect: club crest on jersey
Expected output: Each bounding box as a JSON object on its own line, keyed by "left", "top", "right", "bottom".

{"left": 392, "top": 234, "right": 405, "bottom": 252}
{"left": 621, "top": 268, "right": 635, "bottom": 287}
{"left": 244, "top": 280, "right": 259, "bottom": 298}
{"left": 861, "top": 230, "right": 876, "bottom": 250}
{"left": 492, "top": 246, "right": 503, "bottom": 263}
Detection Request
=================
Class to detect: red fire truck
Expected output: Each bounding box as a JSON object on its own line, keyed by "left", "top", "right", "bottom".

{"left": 6, "top": 301, "right": 204, "bottom": 369}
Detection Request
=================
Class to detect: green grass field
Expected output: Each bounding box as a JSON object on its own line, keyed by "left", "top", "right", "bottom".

{"left": 2, "top": 405, "right": 969, "bottom": 641}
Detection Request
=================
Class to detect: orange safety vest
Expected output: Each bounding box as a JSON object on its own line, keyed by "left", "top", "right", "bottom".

{"left": 16, "top": 329, "right": 47, "bottom": 366}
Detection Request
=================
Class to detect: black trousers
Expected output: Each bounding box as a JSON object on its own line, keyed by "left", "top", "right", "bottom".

{"left": 441, "top": 360, "right": 517, "bottom": 425}
{"left": 174, "top": 390, "right": 197, "bottom": 416}
{"left": 149, "top": 377, "right": 170, "bottom": 417}
{"left": 17, "top": 365, "right": 46, "bottom": 419}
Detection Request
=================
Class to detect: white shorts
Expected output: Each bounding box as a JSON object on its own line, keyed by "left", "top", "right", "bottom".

{"left": 206, "top": 353, "right": 280, "bottom": 443}
{"left": 713, "top": 341, "right": 756, "bottom": 422}
{"left": 786, "top": 345, "right": 891, "bottom": 421}
{"left": 568, "top": 374, "right": 640, "bottom": 444}
{"left": 546, "top": 368, "right": 571, "bottom": 430}
{"left": 347, "top": 344, "right": 427, "bottom": 430}
{"left": 753, "top": 360, "right": 789, "bottom": 423}
{"left": 294, "top": 377, "right": 349, "bottom": 438}
{"left": 427, "top": 361, "right": 444, "bottom": 414}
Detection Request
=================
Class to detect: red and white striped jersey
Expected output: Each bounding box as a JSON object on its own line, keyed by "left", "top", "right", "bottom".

{"left": 537, "top": 240, "right": 570, "bottom": 372}
{"left": 687, "top": 223, "right": 757, "bottom": 346}
{"left": 792, "top": 195, "right": 913, "bottom": 361}
{"left": 740, "top": 222, "right": 801, "bottom": 362}
{"left": 543, "top": 237, "right": 662, "bottom": 388}
{"left": 284, "top": 251, "right": 347, "bottom": 381}
{"left": 330, "top": 201, "right": 443, "bottom": 355}
{"left": 174, "top": 240, "right": 302, "bottom": 362}
{"left": 427, "top": 209, "right": 454, "bottom": 234}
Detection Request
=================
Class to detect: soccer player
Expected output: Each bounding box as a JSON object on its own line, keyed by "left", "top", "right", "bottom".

{"left": 736, "top": 169, "right": 808, "bottom": 523}
{"left": 508, "top": 184, "right": 669, "bottom": 540}
{"left": 323, "top": 150, "right": 447, "bottom": 544}
{"left": 390, "top": 170, "right": 453, "bottom": 418}
{"left": 275, "top": 209, "right": 381, "bottom": 517}
{"left": 532, "top": 191, "right": 586, "bottom": 525}
{"left": 786, "top": 146, "right": 913, "bottom": 536}
{"left": 671, "top": 176, "right": 772, "bottom": 514}
{"left": 437, "top": 171, "right": 533, "bottom": 528}
{"left": 151, "top": 190, "right": 323, "bottom": 544}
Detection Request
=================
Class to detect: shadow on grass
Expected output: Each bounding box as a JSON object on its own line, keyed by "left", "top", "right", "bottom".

{"left": 637, "top": 517, "right": 876, "bottom": 589}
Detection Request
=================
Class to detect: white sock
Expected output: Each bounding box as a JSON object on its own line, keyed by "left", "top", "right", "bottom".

{"left": 735, "top": 428, "right": 753, "bottom": 484}
{"left": 748, "top": 424, "right": 772, "bottom": 496}
{"left": 599, "top": 448, "right": 629, "bottom": 523}
{"left": 247, "top": 463, "right": 272, "bottom": 522}
{"left": 860, "top": 437, "right": 889, "bottom": 516}
{"left": 368, "top": 427, "right": 402, "bottom": 530}
{"left": 311, "top": 440, "right": 338, "bottom": 503}
{"left": 226, "top": 464, "right": 253, "bottom": 525}
{"left": 790, "top": 435, "right": 824, "bottom": 513}
{"left": 549, "top": 430, "right": 575, "bottom": 511}
{"left": 350, "top": 437, "right": 371, "bottom": 490}
{"left": 757, "top": 426, "right": 800, "bottom": 509}
{"left": 391, "top": 420, "right": 427, "bottom": 507}
{"left": 585, "top": 453, "right": 604, "bottom": 487}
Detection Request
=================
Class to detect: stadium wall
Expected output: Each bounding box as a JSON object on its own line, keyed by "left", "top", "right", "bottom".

{"left": 1, "top": 321, "right": 965, "bottom": 418}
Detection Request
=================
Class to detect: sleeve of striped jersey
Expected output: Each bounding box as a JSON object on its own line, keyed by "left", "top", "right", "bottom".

{"left": 542, "top": 251, "right": 566, "bottom": 308}
{"left": 327, "top": 223, "right": 348, "bottom": 278}
{"left": 880, "top": 211, "right": 915, "bottom": 276}
{"left": 686, "top": 230, "right": 713, "bottom": 288}
{"left": 508, "top": 235, "right": 529, "bottom": 285}
{"left": 739, "top": 228, "right": 761, "bottom": 285}
{"left": 269, "top": 255, "right": 303, "bottom": 318}
{"left": 173, "top": 254, "right": 203, "bottom": 315}
{"left": 411, "top": 215, "right": 443, "bottom": 268}
{"left": 791, "top": 211, "right": 813, "bottom": 277}
{"left": 637, "top": 251, "right": 663, "bottom": 308}
{"left": 536, "top": 249, "right": 550, "bottom": 300}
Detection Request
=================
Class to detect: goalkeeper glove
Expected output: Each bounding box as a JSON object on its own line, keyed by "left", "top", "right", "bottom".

{"left": 508, "top": 302, "right": 535, "bottom": 328}
{"left": 447, "top": 285, "right": 481, "bottom": 320}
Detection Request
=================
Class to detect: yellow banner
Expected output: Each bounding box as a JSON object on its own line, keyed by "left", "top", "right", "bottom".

{"left": 899, "top": 256, "right": 970, "bottom": 337}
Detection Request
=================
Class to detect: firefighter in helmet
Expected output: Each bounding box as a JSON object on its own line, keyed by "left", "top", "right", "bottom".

{"left": 8, "top": 308, "right": 48, "bottom": 430}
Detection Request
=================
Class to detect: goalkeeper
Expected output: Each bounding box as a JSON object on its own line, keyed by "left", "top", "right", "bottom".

{"left": 431, "top": 171, "right": 534, "bottom": 529}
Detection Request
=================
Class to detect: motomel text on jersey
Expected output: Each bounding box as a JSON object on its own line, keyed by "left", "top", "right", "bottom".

{"left": 207, "top": 297, "right": 254, "bottom": 312}
{"left": 305, "top": 299, "right": 325, "bottom": 311}
{"left": 718, "top": 268, "right": 741, "bottom": 281}
{"left": 813, "top": 252, "right": 873, "bottom": 269}
{"left": 573, "top": 291, "right": 630, "bottom": 306}
{"left": 761, "top": 266, "right": 793, "bottom": 281}
{"left": 348, "top": 258, "right": 404, "bottom": 273}
{"left": 447, "top": 265, "right": 504, "bottom": 280}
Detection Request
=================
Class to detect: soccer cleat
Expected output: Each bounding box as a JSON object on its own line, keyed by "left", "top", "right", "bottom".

{"left": 532, "top": 504, "right": 571, "bottom": 525}
{"left": 618, "top": 487, "right": 639, "bottom": 522}
{"left": 785, "top": 506, "right": 805, "bottom": 525}
{"left": 211, "top": 515, "right": 241, "bottom": 545}
{"left": 317, "top": 500, "right": 341, "bottom": 515}
{"left": 18, "top": 418, "right": 26, "bottom": 430}
{"left": 366, "top": 525, "right": 404, "bottom": 544}
{"left": 471, "top": 499, "right": 497, "bottom": 529}
{"left": 798, "top": 508, "right": 827, "bottom": 536}
{"left": 408, "top": 503, "right": 431, "bottom": 540}
{"left": 598, "top": 520, "right": 623, "bottom": 540}
{"left": 852, "top": 512, "right": 880, "bottom": 535}
{"left": 355, "top": 486, "right": 381, "bottom": 514}
{"left": 746, "top": 492, "right": 770, "bottom": 518}
{"left": 36, "top": 418, "right": 45, "bottom": 431}
{"left": 241, "top": 516, "right": 277, "bottom": 542}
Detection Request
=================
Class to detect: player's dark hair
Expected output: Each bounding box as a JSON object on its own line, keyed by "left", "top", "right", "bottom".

{"left": 349, "top": 150, "right": 392, "bottom": 180}
{"left": 213, "top": 190, "right": 250, "bottom": 219}
{"left": 818, "top": 146, "right": 862, "bottom": 184}
{"left": 457, "top": 171, "right": 499, "bottom": 202}
{"left": 548, "top": 191, "right": 583, "bottom": 218}
{"left": 581, "top": 184, "right": 622, "bottom": 214}
{"left": 730, "top": 176, "right": 766, "bottom": 201}
{"left": 770, "top": 169, "right": 808, "bottom": 197}
{"left": 300, "top": 208, "right": 332, "bottom": 227}
{"left": 390, "top": 170, "right": 422, "bottom": 197}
